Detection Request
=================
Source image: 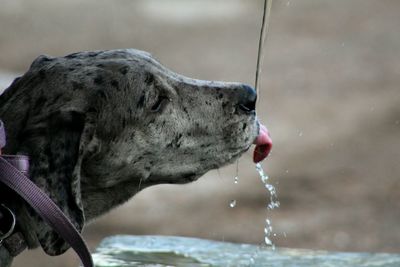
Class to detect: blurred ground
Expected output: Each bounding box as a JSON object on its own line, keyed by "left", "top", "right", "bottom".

{"left": 0, "top": 0, "right": 399, "bottom": 266}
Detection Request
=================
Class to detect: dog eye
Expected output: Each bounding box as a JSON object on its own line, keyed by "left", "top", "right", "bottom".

{"left": 151, "top": 95, "right": 170, "bottom": 112}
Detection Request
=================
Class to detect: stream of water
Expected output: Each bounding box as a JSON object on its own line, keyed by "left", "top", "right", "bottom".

{"left": 255, "top": 0, "right": 277, "bottom": 248}
{"left": 230, "top": 0, "right": 277, "bottom": 248}
{"left": 256, "top": 163, "right": 280, "bottom": 248}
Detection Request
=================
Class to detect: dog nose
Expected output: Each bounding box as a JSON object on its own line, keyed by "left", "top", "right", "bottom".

{"left": 237, "top": 84, "right": 257, "bottom": 112}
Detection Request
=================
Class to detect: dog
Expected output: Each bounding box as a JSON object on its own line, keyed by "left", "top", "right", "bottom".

{"left": 0, "top": 49, "right": 271, "bottom": 266}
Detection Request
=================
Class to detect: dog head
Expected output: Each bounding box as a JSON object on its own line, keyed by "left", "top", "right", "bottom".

{"left": 0, "top": 49, "right": 271, "bottom": 255}
{"left": 79, "top": 50, "right": 260, "bottom": 186}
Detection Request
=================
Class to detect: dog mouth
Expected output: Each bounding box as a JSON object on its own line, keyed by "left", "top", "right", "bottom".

{"left": 253, "top": 123, "right": 272, "bottom": 163}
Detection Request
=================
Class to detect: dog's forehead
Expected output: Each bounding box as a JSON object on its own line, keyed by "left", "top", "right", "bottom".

{"left": 30, "top": 49, "right": 159, "bottom": 74}
{"left": 100, "top": 49, "right": 154, "bottom": 61}
{"left": 90, "top": 49, "right": 157, "bottom": 68}
{"left": 63, "top": 48, "right": 154, "bottom": 62}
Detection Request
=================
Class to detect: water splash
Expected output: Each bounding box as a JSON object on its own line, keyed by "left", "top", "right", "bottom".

{"left": 229, "top": 200, "right": 237, "bottom": 208}
{"left": 255, "top": 163, "right": 279, "bottom": 248}
{"left": 264, "top": 219, "right": 274, "bottom": 249}
{"left": 255, "top": 163, "right": 280, "bottom": 210}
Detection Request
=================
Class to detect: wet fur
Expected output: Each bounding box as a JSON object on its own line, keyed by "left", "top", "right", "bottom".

{"left": 0, "top": 49, "right": 258, "bottom": 266}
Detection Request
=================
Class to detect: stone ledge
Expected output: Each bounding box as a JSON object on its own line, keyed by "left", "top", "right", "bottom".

{"left": 92, "top": 235, "right": 400, "bottom": 267}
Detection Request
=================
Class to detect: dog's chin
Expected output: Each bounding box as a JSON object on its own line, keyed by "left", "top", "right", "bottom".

{"left": 148, "top": 146, "right": 252, "bottom": 186}
{"left": 146, "top": 171, "right": 203, "bottom": 185}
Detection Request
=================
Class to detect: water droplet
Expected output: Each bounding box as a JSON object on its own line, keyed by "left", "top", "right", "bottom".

{"left": 264, "top": 228, "right": 269, "bottom": 235}
{"left": 234, "top": 159, "right": 239, "bottom": 184}
{"left": 229, "top": 200, "right": 236, "bottom": 208}
{"left": 285, "top": 169, "right": 289, "bottom": 173}
{"left": 298, "top": 130, "right": 303, "bottom": 137}
{"left": 283, "top": 232, "right": 287, "bottom": 237}
{"left": 341, "top": 42, "right": 345, "bottom": 47}
{"left": 250, "top": 257, "right": 255, "bottom": 264}
{"left": 264, "top": 236, "right": 273, "bottom": 246}
{"left": 286, "top": 1, "right": 290, "bottom": 6}
{"left": 268, "top": 201, "right": 280, "bottom": 210}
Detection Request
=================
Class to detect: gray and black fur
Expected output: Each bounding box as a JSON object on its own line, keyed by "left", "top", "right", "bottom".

{"left": 0, "top": 49, "right": 260, "bottom": 265}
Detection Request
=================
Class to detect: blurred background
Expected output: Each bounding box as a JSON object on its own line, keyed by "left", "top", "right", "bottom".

{"left": 1, "top": 0, "right": 399, "bottom": 266}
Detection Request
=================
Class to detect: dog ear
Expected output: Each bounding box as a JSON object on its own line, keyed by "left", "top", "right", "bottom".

{"left": 18, "top": 109, "right": 94, "bottom": 255}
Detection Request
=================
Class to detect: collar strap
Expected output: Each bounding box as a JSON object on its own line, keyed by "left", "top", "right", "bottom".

{"left": 0, "top": 156, "right": 29, "bottom": 257}
{"left": 0, "top": 120, "right": 5, "bottom": 152}
{"left": 0, "top": 120, "right": 93, "bottom": 267}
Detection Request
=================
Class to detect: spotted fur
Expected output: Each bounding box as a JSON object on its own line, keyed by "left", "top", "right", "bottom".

{"left": 0, "top": 49, "right": 259, "bottom": 262}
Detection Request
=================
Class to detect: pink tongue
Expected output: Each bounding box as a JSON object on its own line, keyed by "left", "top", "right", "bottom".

{"left": 253, "top": 124, "right": 272, "bottom": 163}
